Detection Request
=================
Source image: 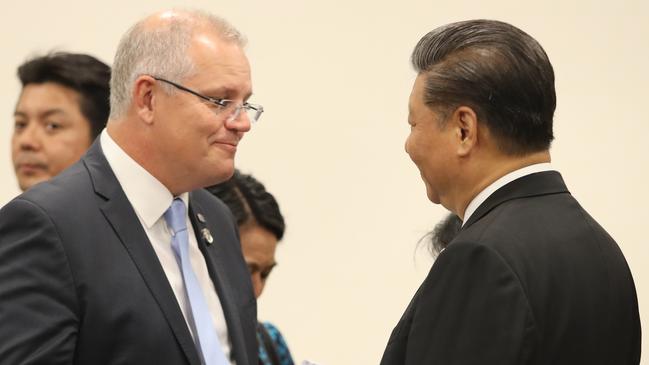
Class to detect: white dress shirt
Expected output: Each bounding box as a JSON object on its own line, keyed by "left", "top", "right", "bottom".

{"left": 100, "top": 130, "right": 234, "bottom": 364}
{"left": 462, "top": 163, "right": 554, "bottom": 226}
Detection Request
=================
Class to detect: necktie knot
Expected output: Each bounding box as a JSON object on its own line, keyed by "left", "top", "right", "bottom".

{"left": 164, "top": 198, "right": 187, "bottom": 235}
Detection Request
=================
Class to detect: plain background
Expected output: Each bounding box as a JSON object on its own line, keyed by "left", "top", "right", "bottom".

{"left": 1, "top": 0, "right": 647, "bottom": 363}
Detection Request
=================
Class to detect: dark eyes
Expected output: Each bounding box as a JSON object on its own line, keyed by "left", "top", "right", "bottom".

{"left": 14, "top": 120, "right": 27, "bottom": 131}
{"left": 247, "top": 264, "right": 274, "bottom": 281}
{"left": 14, "top": 120, "right": 62, "bottom": 131}
{"left": 44, "top": 122, "right": 63, "bottom": 132}
{"left": 260, "top": 269, "right": 273, "bottom": 280}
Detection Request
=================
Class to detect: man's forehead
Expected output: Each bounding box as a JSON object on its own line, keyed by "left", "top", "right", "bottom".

{"left": 409, "top": 76, "right": 424, "bottom": 104}
{"left": 189, "top": 39, "right": 249, "bottom": 75}
{"left": 16, "top": 84, "right": 82, "bottom": 110}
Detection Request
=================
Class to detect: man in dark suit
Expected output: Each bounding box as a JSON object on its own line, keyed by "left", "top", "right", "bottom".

{"left": 0, "top": 9, "right": 263, "bottom": 365}
{"left": 381, "top": 19, "right": 641, "bottom": 364}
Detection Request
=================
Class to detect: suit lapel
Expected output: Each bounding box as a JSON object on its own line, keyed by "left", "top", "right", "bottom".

{"left": 463, "top": 171, "right": 569, "bottom": 229}
{"left": 82, "top": 141, "right": 201, "bottom": 365}
{"left": 189, "top": 194, "right": 250, "bottom": 365}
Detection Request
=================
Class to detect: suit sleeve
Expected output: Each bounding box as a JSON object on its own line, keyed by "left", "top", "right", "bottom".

{"left": 405, "top": 241, "right": 537, "bottom": 365}
{"left": 0, "top": 198, "right": 79, "bottom": 364}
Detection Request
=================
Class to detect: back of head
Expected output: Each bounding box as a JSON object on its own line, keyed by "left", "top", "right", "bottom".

{"left": 18, "top": 52, "right": 111, "bottom": 139}
{"left": 411, "top": 19, "right": 556, "bottom": 155}
{"left": 206, "top": 170, "right": 285, "bottom": 240}
{"left": 109, "top": 9, "right": 246, "bottom": 119}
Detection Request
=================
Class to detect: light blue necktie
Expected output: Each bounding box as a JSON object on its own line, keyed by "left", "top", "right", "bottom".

{"left": 165, "top": 198, "right": 229, "bottom": 365}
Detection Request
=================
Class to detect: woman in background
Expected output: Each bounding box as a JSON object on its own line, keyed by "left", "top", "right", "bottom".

{"left": 425, "top": 213, "right": 462, "bottom": 257}
{"left": 207, "top": 170, "right": 294, "bottom": 365}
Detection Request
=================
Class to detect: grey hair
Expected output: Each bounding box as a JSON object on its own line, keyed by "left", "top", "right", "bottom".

{"left": 109, "top": 9, "right": 246, "bottom": 119}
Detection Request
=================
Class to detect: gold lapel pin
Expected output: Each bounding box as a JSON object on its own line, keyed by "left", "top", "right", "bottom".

{"left": 201, "top": 228, "right": 214, "bottom": 245}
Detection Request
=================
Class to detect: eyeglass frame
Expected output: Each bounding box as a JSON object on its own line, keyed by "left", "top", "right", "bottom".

{"left": 150, "top": 76, "right": 264, "bottom": 123}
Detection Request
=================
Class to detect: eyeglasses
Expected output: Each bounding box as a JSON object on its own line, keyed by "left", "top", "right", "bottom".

{"left": 152, "top": 76, "right": 264, "bottom": 123}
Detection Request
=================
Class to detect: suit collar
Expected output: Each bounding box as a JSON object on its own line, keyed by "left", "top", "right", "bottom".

{"left": 82, "top": 140, "right": 202, "bottom": 365}
{"left": 462, "top": 170, "right": 569, "bottom": 229}
{"left": 463, "top": 163, "right": 553, "bottom": 225}
{"left": 100, "top": 130, "right": 176, "bottom": 229}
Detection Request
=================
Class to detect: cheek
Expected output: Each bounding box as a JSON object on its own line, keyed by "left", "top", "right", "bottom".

{"left": 405, "top": 132, "right": 416, "bottom": 157}
{"left": 10, "top": 136, "right": 20, "bottom": 158}
{"left": 405, "top": 132, "right": 426, "bottom": 164}
{"left": 48, "top": 136, "right": 90, "bottom": 169}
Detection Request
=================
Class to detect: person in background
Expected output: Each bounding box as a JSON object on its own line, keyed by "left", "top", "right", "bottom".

{"left": 208, "top": 170, "right": 294, "bottom": 365}
{"left": 381, "top": 19, "right": 640, "bottom": 364}
{"left": 424, "top": 213, "right": 462, "bottom": 257}
{"left": 12, "top": 52, "right": 110, "bottom": 191}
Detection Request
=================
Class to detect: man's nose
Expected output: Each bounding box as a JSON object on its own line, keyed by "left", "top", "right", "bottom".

{"left": 226, "top": 109, "right": 252, "bottom": 133}
{"left": 16, "top": 123, "right": 42, "bottom": 151}
{"left": 251, "top": 273, "right": 263, "bottom": 299}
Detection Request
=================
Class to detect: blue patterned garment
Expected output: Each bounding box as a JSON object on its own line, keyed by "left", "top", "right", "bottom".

{"left": 258, "top": 322, "right": 294, "bottom": 365}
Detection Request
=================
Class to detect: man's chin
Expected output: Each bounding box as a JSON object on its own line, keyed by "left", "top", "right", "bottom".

{"left": 203, "top": 167, "right": 235, "bottom": 187}
{"left": 18, "top": 176, "right": 48, "bottom": 191}
{"left": 425, "top": 185, "right": 442, "bottom": 205}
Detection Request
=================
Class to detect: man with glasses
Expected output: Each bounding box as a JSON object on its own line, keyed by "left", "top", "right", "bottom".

{"left": 0, "top": 9, "right": 261, "bottom": 365}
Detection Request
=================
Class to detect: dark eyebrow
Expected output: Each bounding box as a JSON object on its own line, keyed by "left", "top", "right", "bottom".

{"left": 14, "top": 109, "right": 68, "bottom": 118}
{"left": 41, "top": 109, "right": 68, "bottom": 118}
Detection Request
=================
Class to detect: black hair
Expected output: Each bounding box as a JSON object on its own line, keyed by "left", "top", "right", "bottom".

{"left": 411, "top": 19, "right": 555, "bottom": 155}
{"left": 17, "top": 52, "right": 111, "bottom": 139}
{"left": 206, "top": 170, "right": 285, "bottom": 240}
{"left": 424, "top": 213, "right": 463, "bottom": 257}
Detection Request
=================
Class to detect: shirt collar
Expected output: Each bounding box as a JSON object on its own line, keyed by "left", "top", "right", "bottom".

{"left": 462, "top": 162, "right": 554, "bottom": 226}
{"left": 100, "top": 130, "right": 188, "bottom": 228}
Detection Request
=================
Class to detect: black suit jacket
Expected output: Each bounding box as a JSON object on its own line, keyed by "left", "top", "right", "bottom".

{"left": 0, "top": 141, "right": 257, "bottom": 365}
{"left": 381, "top": 171, "right": 641, "bottom": 365}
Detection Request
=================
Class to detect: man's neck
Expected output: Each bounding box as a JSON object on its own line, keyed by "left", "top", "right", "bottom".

{"left": 106, "top": 120, "right": 175, "bottom": 193}
{"left": 451, "top": 150, "right": 551, "bottom": 220}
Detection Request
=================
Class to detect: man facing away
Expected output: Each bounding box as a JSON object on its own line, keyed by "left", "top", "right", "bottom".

{"left": 12, "top": 52, "right": 110, "bottom": 191}
{"left": 381, "top": 19, "right": 641, "bottom": 365}
{"left": 0, "top": 9, "right": 265, "bottom": 365}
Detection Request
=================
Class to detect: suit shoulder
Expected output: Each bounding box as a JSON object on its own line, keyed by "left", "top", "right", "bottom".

{"left": 18, "top": 160, "right": 93, "bottom": 208}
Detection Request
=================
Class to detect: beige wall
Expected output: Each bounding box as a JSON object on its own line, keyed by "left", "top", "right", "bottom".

{"left": 1, "top": 0, "right": 647, "bottom": 363}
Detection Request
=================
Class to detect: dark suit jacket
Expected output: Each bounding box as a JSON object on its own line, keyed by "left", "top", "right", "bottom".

{"left": 381, "top": 171, "right": 641, "bottom": 365}
{"left": 0, "top": 141, "right": 258, "bottom": 365}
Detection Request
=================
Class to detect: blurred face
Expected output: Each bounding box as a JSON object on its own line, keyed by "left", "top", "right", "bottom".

{"left": 239, "top": 224, "right": 278, "bottom": 299}
{"left": 152, "top": 31, "right": 252, "bottom": 192}
{"left": 405, "top": 74, "right": 456, "bottom": 204}
{"left": 12, "top": 83, "right": 92, "bottom": 191}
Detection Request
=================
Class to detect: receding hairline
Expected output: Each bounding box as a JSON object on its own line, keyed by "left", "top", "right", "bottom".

{"left": 133, "top": 9, "right": 246, "bottom": 47}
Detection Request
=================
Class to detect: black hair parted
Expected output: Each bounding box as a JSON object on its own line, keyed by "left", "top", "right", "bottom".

{"left": 206, "top": 170, "right": 285, "bottom": 241}
{"left": 18, "top": 52, "right": 111, "bottom": 139}
{"left": 411, "top": 19, "right": 556, "bottom": 155}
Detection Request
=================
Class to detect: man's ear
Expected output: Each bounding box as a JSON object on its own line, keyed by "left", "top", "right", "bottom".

{"left": 452, "top": 106, "right": 479, "bottom": 157}
{"left": 132, "top": 75, "right": 156, "bottom": 125}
